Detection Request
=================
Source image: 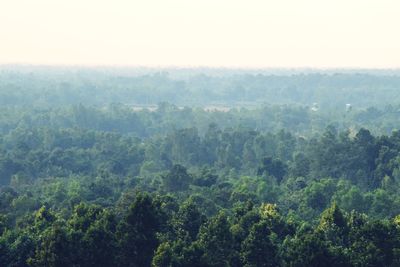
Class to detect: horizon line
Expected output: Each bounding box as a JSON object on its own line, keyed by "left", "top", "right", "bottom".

{"left": 1, "top": 63, "right": 400, "bottom": 71}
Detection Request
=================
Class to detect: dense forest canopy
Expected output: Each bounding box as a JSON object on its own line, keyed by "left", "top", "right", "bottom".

{"left": 1, "top": 67, "right": 400, "bottom": 266}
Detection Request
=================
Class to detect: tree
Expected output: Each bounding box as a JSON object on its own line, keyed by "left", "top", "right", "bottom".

{"left": 281, "top": 231, "right": 345, "bottom": 267}
{"left": 117, "top": 193, "right": 162, "bottom": 267}
{"left": 317, "top": 202, "right": 349, "bottom": 249}
{"left": 173, "top": 199, "right": 206, "bottom": 240}
{"left": 151, "top": 241, "right": 175, "bottom": 267}
{"left": 196, "top": 212, "right": 237, "bottom": 267}
{"left": 28, "top": 225, "right": 72, "bottom": 267}
{"left": 240, "top": 220, "right": 278, "bottom": 267}
{"left": 257, "top": 157, "right": 287, "bottom": 183}
{"left": 163, "top": 164, "right": 192, "bottom": 192}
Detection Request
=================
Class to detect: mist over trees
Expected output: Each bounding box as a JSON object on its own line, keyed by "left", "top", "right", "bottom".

{"left": 1, "top": 67, "right": 400, "bottom": 108}
{"left": 1, "top": 67, "right": 400, "bottom": 266}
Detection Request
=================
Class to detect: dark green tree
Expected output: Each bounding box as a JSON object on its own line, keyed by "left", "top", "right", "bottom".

{"left": 117, "top": 193, "right": 162, "bottom": 267}
{"left": 240, "top": 220, "right": 278, "bottom": 267}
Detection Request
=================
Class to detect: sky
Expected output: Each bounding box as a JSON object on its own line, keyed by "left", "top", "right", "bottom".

{"left": 0, "top": 0, "right": 399, "bottom": 68}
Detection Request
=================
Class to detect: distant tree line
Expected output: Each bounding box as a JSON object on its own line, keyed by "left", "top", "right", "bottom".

{"left": 1, "top": 69, "right": 400, "bottom": 108}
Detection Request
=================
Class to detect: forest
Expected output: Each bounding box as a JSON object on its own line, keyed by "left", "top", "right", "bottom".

{"left": 1, "top": 68, "right": 400, "bottom": 266}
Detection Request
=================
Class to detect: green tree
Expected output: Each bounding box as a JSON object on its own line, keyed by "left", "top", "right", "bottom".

{"left": 117, "top": 193, "right": 162, "bottom": 267}
{"left": 163, "top": 165, "right": 192, "bottom": 192}
{"left": 240, "top": 220, "right": 278, "bottom": 267}
{"left": 196, "top": 211, "right": 237, "bottom": 267}
{"left": 28, "top": 225, "right": 72, "bottom": 267}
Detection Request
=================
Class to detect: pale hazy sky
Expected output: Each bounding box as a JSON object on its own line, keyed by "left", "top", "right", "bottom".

{"left": 0, "top": 0, "right": 399, "bottom": 68}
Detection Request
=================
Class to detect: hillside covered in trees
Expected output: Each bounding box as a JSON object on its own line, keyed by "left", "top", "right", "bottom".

{"left": 1, "top": 68, "right": 400, "bottom": 266}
